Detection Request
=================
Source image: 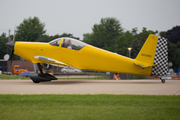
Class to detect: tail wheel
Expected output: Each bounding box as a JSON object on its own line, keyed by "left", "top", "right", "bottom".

{"left": 161, "top": 79, "right": 165, "bottom": 83}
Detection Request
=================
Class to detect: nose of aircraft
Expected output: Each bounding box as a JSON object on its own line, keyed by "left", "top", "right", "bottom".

{"left": 6, "top": 41, "right": 15, "bottom": 50}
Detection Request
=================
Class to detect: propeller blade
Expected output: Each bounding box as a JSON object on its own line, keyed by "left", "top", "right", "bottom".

{"left": 6, "top": 28, "right": 16, "bottom": 66}
{"left": 7, "top": 28, "right": 15, "bottom": 66}
{"left": 10, "top": 50, "right": 14, "bottom": 65}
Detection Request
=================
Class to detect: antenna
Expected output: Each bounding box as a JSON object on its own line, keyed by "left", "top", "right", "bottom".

{"left": 8, "top": 29, "right": 11, "bottom": 42}
{"left": 13, "top": 28, "right": 16, "bottom": 42}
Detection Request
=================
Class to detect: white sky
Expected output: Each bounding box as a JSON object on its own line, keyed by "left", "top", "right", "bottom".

{"left": 0, "top": 0, "right": 180, "bottom": 40}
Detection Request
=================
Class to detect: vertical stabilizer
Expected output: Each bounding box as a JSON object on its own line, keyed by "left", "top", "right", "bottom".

{"left": 135, "top": 34, "right": 168, "bottom": 75}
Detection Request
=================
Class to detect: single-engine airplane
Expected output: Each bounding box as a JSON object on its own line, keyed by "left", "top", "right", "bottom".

{"left": 6, "top": 34, "right": 168, "bottom": 83}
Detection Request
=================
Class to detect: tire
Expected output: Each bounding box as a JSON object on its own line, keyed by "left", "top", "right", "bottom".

{"left": 32, "top": 80, "right": 40, "bottom": 83}
{"left": 161, "top": 79, "right": 165, "bottom": 83}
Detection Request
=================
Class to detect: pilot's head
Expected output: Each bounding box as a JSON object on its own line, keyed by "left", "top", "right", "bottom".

{"left": 65, "top": 39, "right": 71, "bottom": 47}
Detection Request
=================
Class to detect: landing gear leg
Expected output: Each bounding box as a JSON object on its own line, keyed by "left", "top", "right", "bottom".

{"left": 37, "top": 63, "right": 44, "bottom": 74}
{"left": 32, "top": 63, "right": 40, "bottom": 83}
{"left": 30, "top": 63, "right": 57, "bottom": 83}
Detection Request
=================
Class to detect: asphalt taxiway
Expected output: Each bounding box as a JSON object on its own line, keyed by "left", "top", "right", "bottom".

{"left": 0, "top": 80, "right": 180, "bottom": 95}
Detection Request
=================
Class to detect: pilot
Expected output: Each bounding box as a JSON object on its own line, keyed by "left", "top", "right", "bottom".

{"left": 65, "top": 39, "right": 72, "bottom": 49}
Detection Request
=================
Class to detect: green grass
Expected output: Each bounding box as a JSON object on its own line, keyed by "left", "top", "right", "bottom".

{"left": 0, "top": 74, "right": 30, "bottom": 80}
{"left": 0, "top": 74, "right": 108, "bottom": 80}
{"left": 0, "top": 95, "right": 180, "bottom": 120}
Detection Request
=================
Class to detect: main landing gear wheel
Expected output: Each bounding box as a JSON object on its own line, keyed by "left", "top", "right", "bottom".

{"left": 161, "top": 79, "right": 165, "bottom": 83}
{"left": 32, "top": 80, "right": 40, "bottom": 83}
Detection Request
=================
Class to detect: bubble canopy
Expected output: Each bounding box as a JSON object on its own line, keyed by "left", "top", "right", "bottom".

{"left": 49, "top": 37, "right": 88, "bottom": 50}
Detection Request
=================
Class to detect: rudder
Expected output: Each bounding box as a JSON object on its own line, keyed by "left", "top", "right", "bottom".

{"left": 151, "top": 36, "right": 168, "bottom": 75}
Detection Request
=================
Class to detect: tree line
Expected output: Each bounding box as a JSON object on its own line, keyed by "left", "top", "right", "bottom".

{"left": 0, "top": 16, "right": 179, "bottom": 68}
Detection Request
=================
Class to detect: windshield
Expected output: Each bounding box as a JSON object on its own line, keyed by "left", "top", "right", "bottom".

{"left": 49, "top": 38, "right": 61, "bottom": 46}
{"left": 61, "top": 37, "right": 88, "bottom": 50}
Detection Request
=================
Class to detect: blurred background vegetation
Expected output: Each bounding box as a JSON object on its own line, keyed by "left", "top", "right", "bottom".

{"left": 0, "top": 16, "right": 180, "bottom": 69}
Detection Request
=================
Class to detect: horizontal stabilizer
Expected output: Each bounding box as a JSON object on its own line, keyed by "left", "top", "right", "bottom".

{"left": 134, "top": 62, "right": 157, "bottom": 69}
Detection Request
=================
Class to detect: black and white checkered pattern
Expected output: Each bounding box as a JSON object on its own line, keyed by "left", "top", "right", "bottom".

{"left": 151, "top": 36, "right": 168, "bottom": 75}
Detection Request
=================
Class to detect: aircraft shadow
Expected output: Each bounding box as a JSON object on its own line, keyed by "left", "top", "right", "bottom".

{"left": 31, "top": 80, "right": 161, "bottom": 85}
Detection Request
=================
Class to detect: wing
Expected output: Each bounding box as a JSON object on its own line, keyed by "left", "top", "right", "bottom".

{"left": 33, "top": 56, "right": 72, "bottom": 67}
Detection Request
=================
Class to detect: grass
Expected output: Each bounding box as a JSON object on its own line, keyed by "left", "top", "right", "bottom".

{"left": 0, "top": 94, "right": 180, "bottom": 120}
{"left": 0, "top": 74, "right": 30, "bottom": 80}
{"left": 0, "top": 74, "right": 108, "bottom": 80}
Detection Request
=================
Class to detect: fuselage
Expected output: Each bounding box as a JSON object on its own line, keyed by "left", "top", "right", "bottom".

{"left": 14, "top": 38, "right": 152, "bottom": 75}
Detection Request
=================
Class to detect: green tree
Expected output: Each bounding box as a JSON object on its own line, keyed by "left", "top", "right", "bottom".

{"left": 83, "top": 33, "right": 93, "bottom": 44}
{"left": 1, "top": 33, "right": 6, "bottom": 38}
{"left": 0, "top": 36, "right": 20, "bottom": 60}
{"left": 83, "top": 18, "right": 161, "bottom": 59}
{"left": 37, "top": 33, "right": 79, "bottom": 42}
{"left": 168, "top": 42, "right": 180, "bottom": 68}
{"left": 131, "top": 39, "right": 141, "bottom": 59}
{"left": 160, "top": 27, "right": 180, "bottom": 68}
{"left": 176, "top": 41, "right": 180, "bottom": 49}
{"left": 116, "top": 34, "right": 128, "bottom": 56}
{"left": 16, "top": 16, "right": 46, "bottom": 42}
{"left": 83, "top": 17, "right": 123, "bottom": 54}
{"left": 130, "top": 27, "right": 158, "bottom": 58}
{"left": 0, "top": 36, "right": 8, "bottom": 59}
{"left": 138, "top": 27, "right": 158, "bottom": 46}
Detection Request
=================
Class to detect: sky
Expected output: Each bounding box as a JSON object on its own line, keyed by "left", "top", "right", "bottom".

{"left": 0, "top": 0, "right": 180, "bottom": 40}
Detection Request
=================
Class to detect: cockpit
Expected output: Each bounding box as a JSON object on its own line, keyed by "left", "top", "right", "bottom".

{"left": 49, "top": 37, "right": 88, "bottom": 50}
{"left": 49, "top": 38, "right": 61, "bottom": 46}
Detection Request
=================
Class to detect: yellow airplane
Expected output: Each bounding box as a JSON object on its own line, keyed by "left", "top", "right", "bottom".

{"left": 6, "top": 34, "right": 168, "bottom": 83}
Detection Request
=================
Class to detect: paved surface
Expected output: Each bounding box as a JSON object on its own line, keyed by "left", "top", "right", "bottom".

{"left": 55, "top": 75, "right": 96, "bottom": 78}
{"left": 0, "top": 80, "right": 180, "bottom": 95}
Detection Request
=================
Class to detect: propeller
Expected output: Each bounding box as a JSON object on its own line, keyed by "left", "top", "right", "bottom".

{"left": 6, "top": 29, "right": 16, "bottom": 65}
{"left": 10, "top": 50, "right": 14, "bottom": 65}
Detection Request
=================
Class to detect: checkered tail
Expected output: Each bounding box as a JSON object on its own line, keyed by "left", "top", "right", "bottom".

{"left": 151, "top": 36, "right": 168, "bottom": 75}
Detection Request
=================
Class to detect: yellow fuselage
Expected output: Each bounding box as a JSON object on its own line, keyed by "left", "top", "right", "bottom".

{"left": 14, "top": 39, "right": 152, "bottom": 76}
